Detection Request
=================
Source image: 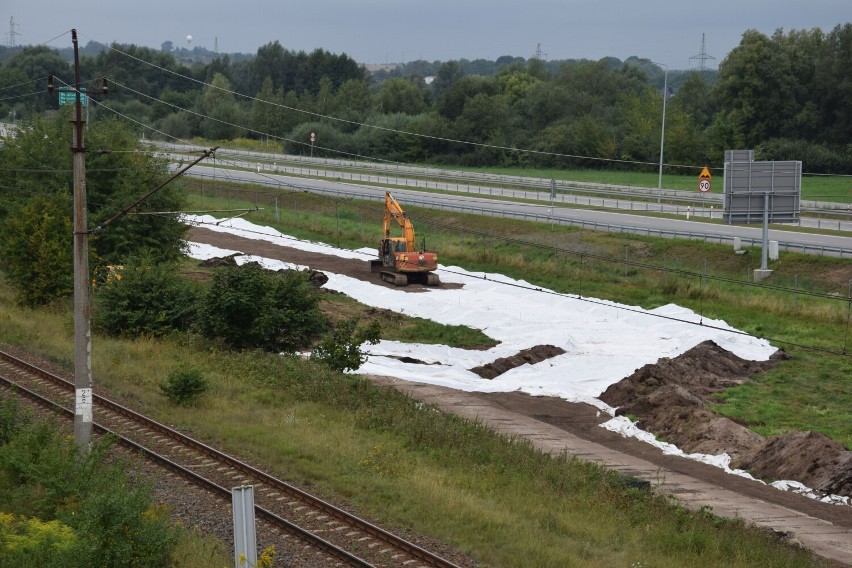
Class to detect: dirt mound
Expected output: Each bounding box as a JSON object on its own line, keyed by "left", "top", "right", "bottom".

{"left": 470, "top": 344, "right": 565, "bottom": 379}
{"left": 599, "top": 340, "right": 851, "bottom": 498}
{"left": 737, "top": 432, "right": 852, "bottom": 497}
{"left": 198, "top": 253, "right": 241, "bottom": 267}
{"left": 198, "top": 256, "right": 329, "bottom": 287}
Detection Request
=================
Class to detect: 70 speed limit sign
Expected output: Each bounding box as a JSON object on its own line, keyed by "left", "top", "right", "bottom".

{"left": 699, "top": 179, "right": 711, "bottom": 192}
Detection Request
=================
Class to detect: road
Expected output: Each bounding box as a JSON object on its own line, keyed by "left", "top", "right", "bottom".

{"left": 182, "top": 163, "right": 852, "bottom": 258}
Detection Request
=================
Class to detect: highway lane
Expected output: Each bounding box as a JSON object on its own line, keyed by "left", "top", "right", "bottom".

{"left": 182, "top": 164, "right": 852, "bottom": 258}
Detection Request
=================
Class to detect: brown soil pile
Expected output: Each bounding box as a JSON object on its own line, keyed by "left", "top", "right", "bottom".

{"left": 469, "top": 345, "right": 566, "bottom": 379}
{"left": 599, "top": 340, "right": 851, "bottom": 498}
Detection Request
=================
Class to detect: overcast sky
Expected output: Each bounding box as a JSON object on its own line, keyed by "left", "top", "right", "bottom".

{"left": 4, "top": 1, "right": 850, "bottom": 70}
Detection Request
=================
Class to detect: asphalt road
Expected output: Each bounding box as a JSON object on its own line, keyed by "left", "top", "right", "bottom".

{"left": 183, "top": 164, "right": 852, "bottom": 258}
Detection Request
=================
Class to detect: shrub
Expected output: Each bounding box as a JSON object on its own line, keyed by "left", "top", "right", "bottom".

{"left": 92, "top": 256, "right": 199, "bottom": 337}
{"left": 160, "top": 369, "right": 208, "bottom": 406}
{"left": 0, "top": 411, "right": 177, "bottom": 566}
{"left": 198, "top": 263, "right": 327, "bottom": 352}
{"left": 311, "top": 318, "right": 381, "bottom": 372}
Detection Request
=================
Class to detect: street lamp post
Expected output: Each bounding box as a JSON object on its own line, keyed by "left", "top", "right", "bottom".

{"left": 655, "top": 62, "right": 668, "bottom": 205}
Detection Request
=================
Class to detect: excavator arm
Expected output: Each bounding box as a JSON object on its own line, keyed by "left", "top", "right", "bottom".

{"left": 384, "top": 192, "right": 416, "bottom": 252}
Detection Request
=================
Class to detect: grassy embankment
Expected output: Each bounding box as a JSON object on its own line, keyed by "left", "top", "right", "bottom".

{"left": 0, "top": 177, "right": 848, "bottom": 566}
{"left": 189, "top": 180, "right": 852, "bottom": 447}
{"left": 0, "top": 283, "right": 830, "bottom": 568}
{"left": 463, "top": 166, "right": 852, "bottom": 203}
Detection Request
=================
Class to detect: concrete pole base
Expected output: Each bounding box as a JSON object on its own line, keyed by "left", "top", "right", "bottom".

{"left": 753, "top": 269, "right": 774, "bottom": 282}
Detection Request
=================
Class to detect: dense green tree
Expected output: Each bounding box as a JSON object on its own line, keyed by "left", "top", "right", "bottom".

{"left": 812, "top": 23, "right": 852, "bottom": 146}
{"left": 670, "top": 72, "right": 714, "bottom": 128}
{"left": 314, "top": 76, "right": 336, "bottom": 116}
{"left": 311, "top": 318, "right": 381, "bottom": 372}
{"left": 432, "top": 60, "right": 464, "bottom": 97}
{"left": 0, "top": 194, "right": 73, "bottom": 306}
{"left": 436, "top": 75, "right": 499, "bottom": 121}
{"left": 249, "top": 76, "right": 279, "bottom": 137}
{"left": 0, "top": 111, "right": 189, "bottom": 305}
{"left": 198, "top": 72, "right": 241, "bottom": 140}
{"left": 455, "top": 93, "right": 509, "bottom": 142}
{"left": 250, "top": 41, "right": 287, "bottom": 94}
{"left": 2, "top": 46, "right": 63, "bottom": 114}
{"left": 714, "top": 28, "right": 823, "bottom": 148}
{"left": 378, "top": 78, "right": 426, "bottom": 114}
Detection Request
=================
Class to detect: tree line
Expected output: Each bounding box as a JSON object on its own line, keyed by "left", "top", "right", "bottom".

{"left": 1, "top": 24, "right": 850, "bottom": 174}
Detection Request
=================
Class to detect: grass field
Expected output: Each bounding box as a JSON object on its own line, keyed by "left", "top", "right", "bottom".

{"left": 0, "top": 176, "right": 848, "bottom": 567}
{"left": 461, "top": 166, "right": 852, "bottom": 203}
{"left": 0, "top": 283, "right": 829, "bottom": 567}
{"left": 187, "top": 180, "right": 852, "bottom": 448}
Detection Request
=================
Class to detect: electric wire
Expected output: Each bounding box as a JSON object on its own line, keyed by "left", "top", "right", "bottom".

{"left": 26, "top": 80, "right": 852, "bottom": 306}
{"left": 187, "top": 217, "right": 851, "bottom": 357}
{"left": 0, "top": 90, "right": 48, "bottom": 102}
{"left": 36, "top": 29, "right": 73, "bottom": 48}
{"left": 0, "top": 77, "right": 47, "bottom": 93}
{"left": 17, "top": 68, "right": 850, "bottom": 356}
{"left": 81, "top": 34, "right": 708, "bottom": 174}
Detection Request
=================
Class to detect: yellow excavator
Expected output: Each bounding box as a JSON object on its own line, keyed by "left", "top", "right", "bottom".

{"left": 370, "top": 192, "right": 440, "bottom": 286}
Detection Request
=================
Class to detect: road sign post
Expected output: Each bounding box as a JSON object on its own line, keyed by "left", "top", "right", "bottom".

{"left": 58, "top": 86, "right": 88, "bottom": 106}
{"left": 698, "top": 166, "right": 711, "bottom": 193}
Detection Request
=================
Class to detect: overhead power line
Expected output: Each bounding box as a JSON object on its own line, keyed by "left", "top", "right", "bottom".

{"left": 83, "top": 34, "right": 706, "bottom": 174}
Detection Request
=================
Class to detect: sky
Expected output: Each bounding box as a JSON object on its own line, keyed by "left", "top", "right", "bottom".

{"left": 183, "top": 214, "right": 848, "bottom": 506}
{"left": 4, "top": 1, "right": 850, "bottom": 70}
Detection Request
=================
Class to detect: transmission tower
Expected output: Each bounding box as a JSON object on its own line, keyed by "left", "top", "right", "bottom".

{"left": 6, "top": 17, "right": 21, "bottom": 48}
{"left": 689, "top": 33, "right": 716, "bottom": 71}
{"left": 534, "top": 43, "right": 547, "bottom": 61}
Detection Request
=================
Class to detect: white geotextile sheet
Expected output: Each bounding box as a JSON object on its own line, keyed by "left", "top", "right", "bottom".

{"left": 184, "top": 215, "right": 848, "bottom": 506}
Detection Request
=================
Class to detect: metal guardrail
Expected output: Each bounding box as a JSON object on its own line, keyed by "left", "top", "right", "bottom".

{"left": 163, "top": 142, "right": 852, "bottom": 213}
{"left": 187, "top": 171, "right": 852, "bottom": 259}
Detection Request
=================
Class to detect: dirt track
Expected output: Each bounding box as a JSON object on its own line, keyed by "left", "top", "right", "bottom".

{"left": 188, "top": 226, "right": 852, "bottom": 565}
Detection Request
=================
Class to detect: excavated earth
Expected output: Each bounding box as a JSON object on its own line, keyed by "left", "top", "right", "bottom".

{"left": 599, "top": 341, "right": 851, "bottom": 498}
{"left": 188, "top": 226, "right": 852, "bottom": 526}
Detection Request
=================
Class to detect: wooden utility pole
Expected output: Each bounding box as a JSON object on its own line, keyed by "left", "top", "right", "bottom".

{"left": 70, "top": 29, "right": 93, "bottom": 450}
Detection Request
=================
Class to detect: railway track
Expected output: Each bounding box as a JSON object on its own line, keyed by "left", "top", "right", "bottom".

{"left": 0, "top": 349, "right": 464, "bottom": 568}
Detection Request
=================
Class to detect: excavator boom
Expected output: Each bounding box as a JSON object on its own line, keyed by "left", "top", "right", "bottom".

{"left": 383, "top": 192, "right": 416, "bottom": 252}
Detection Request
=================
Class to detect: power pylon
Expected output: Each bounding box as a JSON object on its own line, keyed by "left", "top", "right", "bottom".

{"left": 689, "top": 33, "right": 716, "bottom": 71}
{"left": 7, "top": 17, "right": 21, "bottom": 47}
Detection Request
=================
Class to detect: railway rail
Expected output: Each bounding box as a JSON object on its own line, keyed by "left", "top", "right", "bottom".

{"left": 0, "top": 349, "right": 464, "bottom": 568}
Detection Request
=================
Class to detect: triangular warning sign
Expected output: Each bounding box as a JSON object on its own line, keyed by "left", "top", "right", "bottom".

{"left": 699, "top": 166, "right": 712, "bottom": 179}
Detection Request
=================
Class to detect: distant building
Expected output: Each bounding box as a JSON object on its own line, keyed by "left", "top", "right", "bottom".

{"left": 0, "top": 122, "right": 18, "bottom": 139}
{"left": 362, "top": 63, "right": 401, "bottom": 73}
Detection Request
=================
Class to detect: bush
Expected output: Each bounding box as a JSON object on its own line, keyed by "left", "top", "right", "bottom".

{"left": 311, "top": 318, "right": 381, "bottom": 372}
{"left": 0, "top": 411, "right": 177, "bottom": 566}
{"left": 198, "top": 263, "right": 327, "bottom": 352}
{"left": 92, "top": 256, "right": 199, "bottom": 337}
{"left": 0, "top": 194, "right": 73, "bottom": 307}
{"left": 160, "top": 369, "right": 208, "bottom": 406}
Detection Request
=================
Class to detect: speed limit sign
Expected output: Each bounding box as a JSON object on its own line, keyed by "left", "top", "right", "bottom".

{"left": 699, "top": 179, "right": 711, "bottom": 192}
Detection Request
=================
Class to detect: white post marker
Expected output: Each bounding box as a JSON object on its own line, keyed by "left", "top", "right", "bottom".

{"left": 76, "top": 388, "right": 93, "bottom": 423}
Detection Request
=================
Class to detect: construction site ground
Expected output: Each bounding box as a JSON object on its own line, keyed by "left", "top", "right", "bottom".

{"left": 188, "top": 226, "right": 852, "bottom": 566}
